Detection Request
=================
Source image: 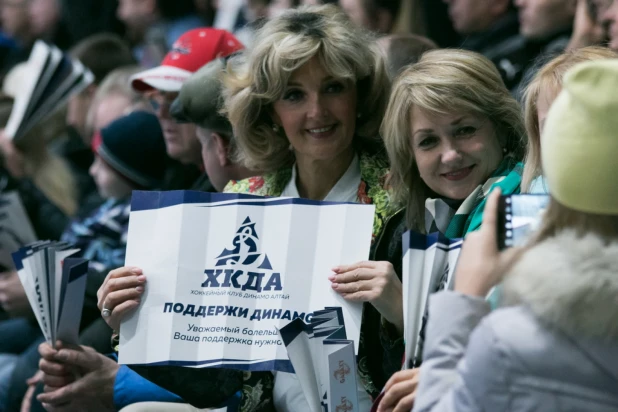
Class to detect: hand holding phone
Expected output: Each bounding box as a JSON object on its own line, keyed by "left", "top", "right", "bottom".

{"left": 497, "top": 194, "right": 550, "bottom": 250}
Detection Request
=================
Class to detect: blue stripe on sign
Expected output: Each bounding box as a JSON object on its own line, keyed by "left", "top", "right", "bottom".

{"left": 402, "top": 230, "right": 463, "bottom": 253}
{"left": 131, "top": 358, "right": 295, "bottom": 373}
{"left": 11, "top": 247, "right": 26, "bottom": 271}
{"left": 130, "top": 190, "right": 362, "bottom": 211}
{"left": 279, "top": 317, "right": 311, "bottom": 346}
{"left": 67, "top": 259, "right": 89, "bottom": 282}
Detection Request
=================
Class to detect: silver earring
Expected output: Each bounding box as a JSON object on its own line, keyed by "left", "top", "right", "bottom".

{"left": 503, "top": 147, "right": 508, "bottom": 154}
{"left": 272, "top": 124, "right": 280, "bottom": 133}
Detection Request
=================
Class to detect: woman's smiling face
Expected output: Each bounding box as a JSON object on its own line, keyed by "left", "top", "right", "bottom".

{"left": 271, "top": 56, "right": 358, "bottom": 164}
{"left": 410, "top": 106, "right": 504, "bottom": 200}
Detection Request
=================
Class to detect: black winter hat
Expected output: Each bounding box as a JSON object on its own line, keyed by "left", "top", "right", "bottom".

{"left": 92, "top": 111, "right": 167, "bottom": 189}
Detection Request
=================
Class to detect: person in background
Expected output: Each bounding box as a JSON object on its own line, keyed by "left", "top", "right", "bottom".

{"left": 67, "top": 34, "right": 137, "bottom": 144}
{"left": 377, "top": 34, "right": 437, "bottom": 79}
{"left": 601, "top": 0, "right": 618, "bottom": 50}
{"left": 443, "top": 0, "right": 528, "bottom": 91}
{"left": 170, "top": 59, "right": 255, "bottom": 192}
{"left": 0, "top": 0, "right": 34, "bottom": 74}
{"left": 375, "top": 49, "right": 526, "bottom": 412}
{"left": 130, "top": 27, "right": 244, "bottom": 192}
{"left": 71, "top": 112, "right": 169, "bottom": 274}
{"left": 0, "top": 62, "right": 78, "bottom": 239}
{"left": 566, "top": 0, "right": 608, "bottom": 50}
{"left": 35, "top": 60, "right": 270, "bottom": 412}
{"left": 116, "top": 0, "right": 205, "bottom": 67}
{"left": 59, "top": 0, "right": 125, "bottom": 50}
{"left": 338, "top": 0, "right": 402, "bottom": 34}
{"left": 513, "top": 0, "right": 576, "bottom": 95}
{"left": 515, "top": 0, "right": 576, "bottom": 47}
{"left": 520, "top": 46, "right": 616, "bottom": 194}
{"left": 413, "top": 58, "right": 618, "bottom": 412}
{"left": 28, "top": 0, "right": 124, "bottom": 51}
{"left": 84, "top": 66, "right": 147, "bottom": 144}
{"left": 52, "top": 33, "right": 136, "bottom": 221}
{"left": 27, "top": 0, "right": 73, "bottom": 50}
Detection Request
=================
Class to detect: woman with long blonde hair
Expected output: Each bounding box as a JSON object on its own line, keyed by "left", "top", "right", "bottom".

{"left": 521, "top": 46, "right": 617, "bottom": 193}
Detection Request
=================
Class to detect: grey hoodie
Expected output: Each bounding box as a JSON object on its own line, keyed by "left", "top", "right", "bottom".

{"left": 414, "top": 230, "right": 618, "bottom": 412}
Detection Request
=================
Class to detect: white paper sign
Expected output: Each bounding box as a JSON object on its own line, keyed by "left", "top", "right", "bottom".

{"left": 12, "top": 242, "right": 88, "bottom": 346}
{"left": 119, "top": 191, "right": 375, "bottom": 371}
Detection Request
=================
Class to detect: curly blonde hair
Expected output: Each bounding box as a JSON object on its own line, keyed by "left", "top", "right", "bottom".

{"left": 222, "top": 4, "right": 390, "bottom": 172}
{"left": 382, "top": 49, "right": 526, "bottom": 231}
{"left": 521, "top": 46, "right": 618, "bottom": 192}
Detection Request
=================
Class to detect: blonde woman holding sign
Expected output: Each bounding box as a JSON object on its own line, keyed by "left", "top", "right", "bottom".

{"left": 222, "top": 4, "right": 405, "bottom": 410}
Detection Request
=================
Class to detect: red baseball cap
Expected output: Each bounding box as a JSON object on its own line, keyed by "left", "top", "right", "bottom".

{"left": 131, "top": 28, "right": 244, "bottom": 93}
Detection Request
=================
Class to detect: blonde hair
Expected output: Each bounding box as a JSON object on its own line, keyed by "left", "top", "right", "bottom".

{"left": 382, "top": 49, "right": 526, "bottom": 231}
{"left": 222, "top": 4, "right": 391, "bottom": 172}
{"left": 532, "top": 198, "right": 618, "bottom": 245}
{"left": 85, "top": 65, "right": 147, "bottom": 137}
{"left": 521, "top": 46, "right": 618, "bottom": 192}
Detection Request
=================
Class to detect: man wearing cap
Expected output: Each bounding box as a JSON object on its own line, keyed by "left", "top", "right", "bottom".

{"left": 130, "top": 27, "right": 244, "bottom": 193}
{"left": 169, "top": 58, "right": 254, "bottom": 192}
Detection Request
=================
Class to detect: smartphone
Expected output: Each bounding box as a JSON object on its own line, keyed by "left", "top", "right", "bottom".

{"left": 497, "top": 194, "right": 550, "bottom": 249}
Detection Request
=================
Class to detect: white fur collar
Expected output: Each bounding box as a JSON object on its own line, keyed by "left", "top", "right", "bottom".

{"left": 502, "top": 230, "right": 618, "bottom": 341}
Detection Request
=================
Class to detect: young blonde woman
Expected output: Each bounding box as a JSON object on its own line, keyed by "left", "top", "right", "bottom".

{"left": 520, "top": 46, "right": 618, "bottom": 193}
{"left": 413, "top": 58, "right": 618, "bottom": 412}
{"left": 375, "top": 49, "right": 527, "bottom": 412}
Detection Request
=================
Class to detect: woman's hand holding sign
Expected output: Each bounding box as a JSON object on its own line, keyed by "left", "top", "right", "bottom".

{"left": 329, "top": 261, "right": 404, "bottom": 334}
{"left": 97, "top": 266, "right": 146, "bottom": 331}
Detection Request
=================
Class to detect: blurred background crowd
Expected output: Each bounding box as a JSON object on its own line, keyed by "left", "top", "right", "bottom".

{"left": 0, "top": 1, "right": 617, "bottom": 411}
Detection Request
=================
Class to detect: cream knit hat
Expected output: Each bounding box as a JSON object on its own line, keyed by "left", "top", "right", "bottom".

{"left": 542, "top": 59, "right": 618, "bottom": 215}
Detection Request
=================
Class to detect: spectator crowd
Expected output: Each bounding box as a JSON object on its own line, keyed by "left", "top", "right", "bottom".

{"left": 0, "top": 0, "right": 617, "bottom": 411}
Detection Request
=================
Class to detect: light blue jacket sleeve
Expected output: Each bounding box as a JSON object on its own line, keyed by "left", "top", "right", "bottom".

{"left": 413, "top": 291, "right": 509, "bottom": 412}
{"left": 113, "top": 364, "right": 184, "bottom": 410}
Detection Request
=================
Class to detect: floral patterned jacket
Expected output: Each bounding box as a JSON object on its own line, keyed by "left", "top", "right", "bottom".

{"left": 225, "top": 150, "right": 404, "bottom": 398}
{"left": 225, "top": 151, "right": 394, "bottom": 244}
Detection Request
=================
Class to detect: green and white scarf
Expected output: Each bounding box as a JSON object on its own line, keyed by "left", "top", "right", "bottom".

{"left": 425, "top": 157, "right": 523, "bottom": 239}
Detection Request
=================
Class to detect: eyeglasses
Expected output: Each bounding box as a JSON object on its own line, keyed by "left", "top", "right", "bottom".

{"left": 146, "top": 92, "right": 178, "bottom": 112}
